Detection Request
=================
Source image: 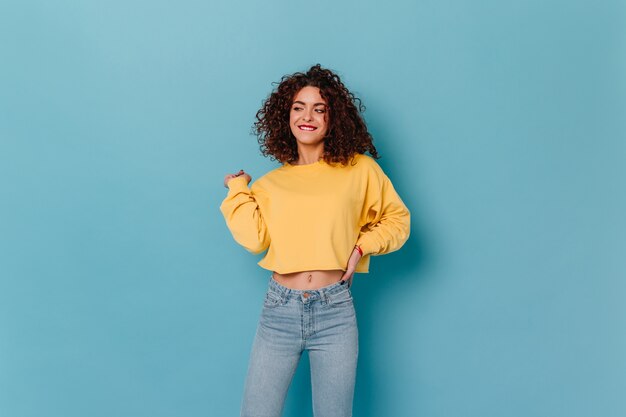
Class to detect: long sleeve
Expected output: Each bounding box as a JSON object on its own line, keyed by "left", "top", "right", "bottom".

{"left": 355, "top": 167, "right": 411, "bottom": 256}
{"left": 219, "top": 176, "right": 270, "bottom": 254}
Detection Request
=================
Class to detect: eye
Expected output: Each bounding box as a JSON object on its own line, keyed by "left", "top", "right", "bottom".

{"left": 292, "top": 106, "right": 303, "bottom": 111}
{"left": 315, "top": 108, "right": 326, "bottom": 113}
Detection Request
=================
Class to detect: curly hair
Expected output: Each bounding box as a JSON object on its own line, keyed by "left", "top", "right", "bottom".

{"left": 253, "top": 64, "right": 379, "bottom": 166}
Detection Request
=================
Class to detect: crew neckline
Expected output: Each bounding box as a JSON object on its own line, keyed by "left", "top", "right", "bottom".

{"left": 284, "top": 158, "right": 326, "bottom": 168}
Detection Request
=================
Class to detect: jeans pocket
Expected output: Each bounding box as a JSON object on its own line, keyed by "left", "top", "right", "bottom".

{"left": 263, "top": 291, "right": 285, "bottom": 309}
{"left": 329, "top": 289, "right": 354, "bottom": 308}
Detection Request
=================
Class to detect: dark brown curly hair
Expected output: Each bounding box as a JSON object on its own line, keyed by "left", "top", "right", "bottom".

{"left": 253, "top": 64, "right": 379, "bottom": 166}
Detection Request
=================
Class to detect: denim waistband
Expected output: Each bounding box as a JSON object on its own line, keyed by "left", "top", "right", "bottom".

{"left": 267, "top": 274, "right": 350, "bottom": 301}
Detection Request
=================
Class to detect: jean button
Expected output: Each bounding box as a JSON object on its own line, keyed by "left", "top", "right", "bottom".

{"left": 303, "top": 292, "right": 310, "bottom": 298}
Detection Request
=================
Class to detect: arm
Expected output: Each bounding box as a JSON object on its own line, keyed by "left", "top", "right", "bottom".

{"left": 355, "top": 168, "right": 411, "bottom": 256}
{"left": 219, "top": 176, "right": 270, "bottom": 254}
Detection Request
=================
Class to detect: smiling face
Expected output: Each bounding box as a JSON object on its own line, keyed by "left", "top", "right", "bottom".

{"left": 289, "top": 86, "right": 329, "bottom": 147}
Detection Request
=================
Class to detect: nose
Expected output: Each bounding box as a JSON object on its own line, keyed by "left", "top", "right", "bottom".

{"left": 302, "top": 108, "right": 313, "bottom": 121}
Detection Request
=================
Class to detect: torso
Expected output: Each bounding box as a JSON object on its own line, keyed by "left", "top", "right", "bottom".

{"left": 272, "top": 269, "right": 344, "bottom": 290}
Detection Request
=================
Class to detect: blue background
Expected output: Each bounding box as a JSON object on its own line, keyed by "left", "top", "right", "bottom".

{"left": 1, "top": 0, "right": 624, "bottom": 416}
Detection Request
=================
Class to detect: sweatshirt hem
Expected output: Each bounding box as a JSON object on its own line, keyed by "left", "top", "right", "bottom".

{"left": 257, "top": 263, "right": 370, "bottom": 275}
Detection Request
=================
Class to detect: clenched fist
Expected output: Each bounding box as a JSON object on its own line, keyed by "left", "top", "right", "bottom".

{"left": 224, "top": 169, "right": 252, "bottom": 188}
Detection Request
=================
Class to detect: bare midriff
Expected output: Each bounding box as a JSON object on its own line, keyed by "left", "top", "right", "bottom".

{"left": 272, "top": 269, "right": 345, "bottom": 290}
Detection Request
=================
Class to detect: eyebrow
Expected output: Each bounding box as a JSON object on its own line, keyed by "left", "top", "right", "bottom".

{"left": 293, "top": 101, "right": 327, "bottom": 106}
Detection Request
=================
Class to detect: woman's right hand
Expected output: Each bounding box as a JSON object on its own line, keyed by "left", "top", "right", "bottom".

{"left": 224, "top": 169, "right": 252, "bottom": 188}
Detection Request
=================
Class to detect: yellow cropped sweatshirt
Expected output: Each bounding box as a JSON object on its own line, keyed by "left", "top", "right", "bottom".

{"left": 219, "top": 153, "right": 410, "bottom": 274}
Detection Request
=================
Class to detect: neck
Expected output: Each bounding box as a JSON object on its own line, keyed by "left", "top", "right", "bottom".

{"left": 295, "top": 144, "right": 324, "bottom": 165}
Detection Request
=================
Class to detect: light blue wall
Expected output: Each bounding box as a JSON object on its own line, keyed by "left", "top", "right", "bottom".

{"left": 1, "top": 0, "right": 624, "bottom": 416}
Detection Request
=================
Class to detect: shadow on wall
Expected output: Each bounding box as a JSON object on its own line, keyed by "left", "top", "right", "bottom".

{"left": 353, "top": 235, "right": 428, "bottom": 417}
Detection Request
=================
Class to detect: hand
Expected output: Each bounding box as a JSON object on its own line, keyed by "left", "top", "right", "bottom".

{"left": 340, "top": 246, "right": 363, "bottom": 287}
{"left": 224, "top": 169, "right": 252, "bottom": 188}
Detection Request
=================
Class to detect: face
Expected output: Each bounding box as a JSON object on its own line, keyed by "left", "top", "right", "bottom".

{"left": 289, "top": 86, "right": 329, "bottom": 146}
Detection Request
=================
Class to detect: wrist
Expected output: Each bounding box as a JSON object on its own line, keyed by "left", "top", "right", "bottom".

{"left": 354, "top": 244, "right": 363, "bottom": 257}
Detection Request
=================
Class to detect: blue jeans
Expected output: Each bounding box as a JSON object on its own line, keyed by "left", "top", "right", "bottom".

{"left": 240, "top": 275, "right": 359, "bottom": 417}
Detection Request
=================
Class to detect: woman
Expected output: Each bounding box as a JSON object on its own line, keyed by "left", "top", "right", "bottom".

{"left": 220, "top": 64, "right": 411, "bottom": 417}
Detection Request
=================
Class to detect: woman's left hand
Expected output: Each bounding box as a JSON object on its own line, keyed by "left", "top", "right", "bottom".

{"left": 340, "top": 246, "right": 363, "bottom": 286}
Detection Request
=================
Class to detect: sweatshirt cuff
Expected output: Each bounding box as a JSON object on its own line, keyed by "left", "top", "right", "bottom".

{"left": 226, "top": 175, "right": 249, "bottom": 190}
{"left": 355, "top": 235, "right": 378, "bottom": 257}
